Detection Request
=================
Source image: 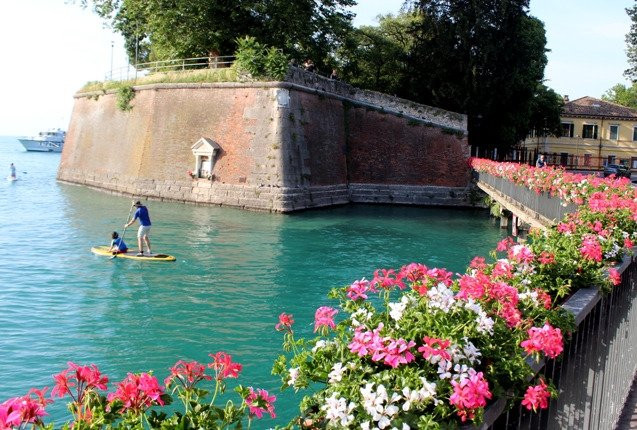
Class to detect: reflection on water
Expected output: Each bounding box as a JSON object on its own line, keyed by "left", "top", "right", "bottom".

{"left": 0, "top": 136, "right": 505, "bottom": 425}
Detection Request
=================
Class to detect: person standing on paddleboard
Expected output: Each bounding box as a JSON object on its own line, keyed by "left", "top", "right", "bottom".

{"left": 124, "top": 201, "right": 152, "bottom": 256}
{"left": 10, "top": 163, "right": 16, "bottom": 179}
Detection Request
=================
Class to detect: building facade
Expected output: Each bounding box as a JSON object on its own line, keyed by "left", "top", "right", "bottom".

{"left": 521, "top": 96, "right": 637, "bottom": 170}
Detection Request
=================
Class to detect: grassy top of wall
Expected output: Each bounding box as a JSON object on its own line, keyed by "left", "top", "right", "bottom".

{"left": 80, "top": 67, "right": 241, "bottom": 93}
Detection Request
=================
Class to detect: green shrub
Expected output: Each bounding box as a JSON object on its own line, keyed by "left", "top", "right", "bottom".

{"left": 234, "top": 36, "right": 289, "bottom": 80}
{"left": 264, "top": 47, "right": 289, "bottom": 80}
{"left": 116, "top": 85, "right": 135, "bottom": 111}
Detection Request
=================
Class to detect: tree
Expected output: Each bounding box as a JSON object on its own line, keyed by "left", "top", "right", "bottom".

{"left": 77, "top": 0, "right": 355, "bottom": 68}
{"left": 528, "top": 84, "right": 564, "bottom": 138}
{"left": 602, "top": 83, "right": 637, "bottom": 109}
{"left": 625, "top": 2, "right": 637, "bottom": 80}
{"left": 404, "top": 0, "right": 556, "bottom": 153}
{"left": 336, "top": 13, "right": 418, "bottom": 94}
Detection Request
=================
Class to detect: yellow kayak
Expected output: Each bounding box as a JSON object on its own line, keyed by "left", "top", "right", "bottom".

{"left": 91, "top": 246, "right": 176, "bottom": 262}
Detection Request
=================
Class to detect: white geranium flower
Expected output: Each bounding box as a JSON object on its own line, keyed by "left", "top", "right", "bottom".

{"left": 312, "top": 340, "right": 327, "bottom": 352}
{"left": 328, "top": 362, "right": 345, "bottom": 383}
{"left": 321, "top": 393, "right": 356, "bottom": 427}
{"left": 426, "top": 283, "right": 456, "bottom": 312}
{"left": 287, "top": 367, "right": 300, "bottom": 386}
{"left": 388, "top": 300, "right": 407, "bottom": 321}
{"left": 437, "top": 360, "right": 452, "bottom": 379}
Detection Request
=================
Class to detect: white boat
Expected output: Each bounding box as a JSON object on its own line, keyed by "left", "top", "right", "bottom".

{"left": 18, "top": 129, "right": 66, "bottom": 152}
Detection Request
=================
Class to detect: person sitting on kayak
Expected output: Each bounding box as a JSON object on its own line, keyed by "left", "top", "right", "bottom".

{"left": 108, "top": 231, "right": 128, "bottom": 254}
{"left": 124, "top": 201, "right": 152, "bottom": 256}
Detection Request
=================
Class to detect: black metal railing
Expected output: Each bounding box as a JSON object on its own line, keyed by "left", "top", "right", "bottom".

{"left": 484, "top": 253, "right": 637, "bottom": 429}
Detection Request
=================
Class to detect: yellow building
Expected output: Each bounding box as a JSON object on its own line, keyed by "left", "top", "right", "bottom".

{"left": 521, "top": 96, "right": 637, "bottom": 170}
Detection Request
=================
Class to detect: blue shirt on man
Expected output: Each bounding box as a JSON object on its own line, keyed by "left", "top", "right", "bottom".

{"left": 133, "top": 206, "right": 152, "bottom": 226}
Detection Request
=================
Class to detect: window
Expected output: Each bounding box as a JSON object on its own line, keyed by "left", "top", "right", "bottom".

{"left": 633, "top": 126, "right": 637, "bottom": 141}
{"left": 582, "top": 124, "right": 598, "bottom": 139}
{"left": 609, "top": 124, "right": 619, "bottom": 140}
{"left": 584, "top": 154, "right": 592, "bottom": 166}
{"left": 632, "top": 157, "right": 637, "bottom": 169}
{"left": 561, "top": 123, "right": 574, "bottom": 137}
{"left": 607, "top": 155, "right": 616, "bottom": 165}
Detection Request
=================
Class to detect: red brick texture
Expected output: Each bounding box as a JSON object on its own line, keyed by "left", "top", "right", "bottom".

{"left": 59, "top": 83, "right": 472, "bottom": 211}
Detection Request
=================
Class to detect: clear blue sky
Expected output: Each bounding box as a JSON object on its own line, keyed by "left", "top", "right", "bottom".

{"left": 0, "top": 0, "right": 633, "bottom": 135}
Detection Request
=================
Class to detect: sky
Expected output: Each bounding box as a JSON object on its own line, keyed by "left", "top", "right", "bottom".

{"left": 0, "top": 0, "right": 633, "bottom": 135}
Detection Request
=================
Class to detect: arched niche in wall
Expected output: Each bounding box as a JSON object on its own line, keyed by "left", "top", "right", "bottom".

{"left": 191, "top": 137, "right": 221, "bottom": 179}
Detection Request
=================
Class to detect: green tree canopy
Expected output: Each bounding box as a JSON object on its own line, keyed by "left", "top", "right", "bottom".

{"left": 336, "top": 13, "right": 419, "bottom": 95}
{"left": 602, "top": 83, "right": 637, "bottom": 109}
{"left": 403, "top": 0, "right": 558, "bottom": 153}
{"left": 78, "top": 0, "right": 355, "bottom": 68}
{"left": 528, "top": 84, "right": 564, "bottom": 137}
{"left": 625, "top": 2, "right": 637, "bottom": 80}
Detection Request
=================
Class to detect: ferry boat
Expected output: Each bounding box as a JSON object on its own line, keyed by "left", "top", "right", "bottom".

{"left": 18, "top": 129, "right": 66, "bottom": 152}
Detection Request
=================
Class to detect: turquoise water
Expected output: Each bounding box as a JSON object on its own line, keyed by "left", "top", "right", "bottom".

{"left": 0, "top": 136, "right": 505, "bottom": 426}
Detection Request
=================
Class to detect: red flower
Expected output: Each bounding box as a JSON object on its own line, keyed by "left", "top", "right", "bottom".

{"left": 371, "top": 268, "right": 405, "bottom": 291}
{"left": 418, "top": 336, "right": 452, "bottom": 362}
{"left": 580, "top": 235, "right": 602, "bottom": 262}
{"left": 164, "top": 360, "right": 211, "bottom": 389}
{"left": 608, "top": 268, "right": 621, "bottom": 286}
{"left": 51, "top": 362, "right": 108, "bottom": 403}
{"left": 538, "top": 251, "right": 555, "bottom": 265}
{"left": 520, "top": 323, "right": 563, "bottom": 359}
{"left": 449, "top": 370, "right": 492, "bottom": 422}
{"left": 275, "top": 312, "right": 295, "bottom": 332}
{"left": 522, "top": 380, "right": 551, "bottom": 411}
{"left": 107, "top": 372, "right": 164, "bottom": 413}
{"left": 496, "top": 237, "right": 514, "bottom": 252}
{"left": 208, "top": 352, "right": 242, "bottom": 380}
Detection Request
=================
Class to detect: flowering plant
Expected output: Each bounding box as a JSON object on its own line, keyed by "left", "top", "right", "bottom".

{"left": 272, "top": 159, "right": 636, "bottom": 428}
{"left": 0, "top": 353, "right": 275, "bottom": 430}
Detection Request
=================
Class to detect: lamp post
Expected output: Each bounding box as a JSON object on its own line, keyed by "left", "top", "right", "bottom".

{"left": 110, "top": 41, "right": 114, "bottom": 80}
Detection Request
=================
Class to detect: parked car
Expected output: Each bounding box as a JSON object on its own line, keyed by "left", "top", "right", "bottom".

{"left": 603, "top": 164, "right": 632, "bottom": 178}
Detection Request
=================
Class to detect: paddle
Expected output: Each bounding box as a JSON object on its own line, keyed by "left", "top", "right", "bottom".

{"left": 110, "top": 201, "right": 136, "bottom": 259}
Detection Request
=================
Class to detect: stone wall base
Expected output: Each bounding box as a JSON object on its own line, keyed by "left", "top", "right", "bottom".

{"left": 58, "top": 170, "right": 477, "bottom": 212}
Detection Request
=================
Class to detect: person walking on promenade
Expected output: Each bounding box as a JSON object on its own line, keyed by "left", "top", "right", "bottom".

{"left": 536, "top": 154, "right": 546, "bottom": 168}
{"left": 124, "top": 201, "right": 152, "bottom": 256}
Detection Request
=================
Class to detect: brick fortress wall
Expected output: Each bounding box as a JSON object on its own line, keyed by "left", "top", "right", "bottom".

{"left": 58, "top": 69, "right": 472, "bottom": 211}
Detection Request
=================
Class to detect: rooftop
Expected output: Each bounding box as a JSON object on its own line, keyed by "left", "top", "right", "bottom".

{"left": 563, "top": 96, "right": 637, "bottom": 120}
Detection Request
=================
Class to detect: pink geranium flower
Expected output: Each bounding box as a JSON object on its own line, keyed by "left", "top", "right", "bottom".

{"left": 608, "top": 268, "right": 621, "bottom": 286}
{"left": 208, "top": 352, "right": 243, "bottom": 380}
{"left": 314, "top": 306, "right": 338, "bottom": 332}
{"left": 449, "top": 369, "right": 492, "bottom": 422}
{"left": 51, "top": 362, "right": 108, "bottom": 403}
{"left": 521, "top": 380, "right": 551, "bottom": 411}
{"left": 371, "top": 268, "right": 405, "bottom": 291}
{"left": 457, "top": 273, "right": 489, "bottom": 300}
{"left": 469, "top": 256, "right": 487, "bottom": 270}
{"left": 508, "top": 244, "right": 534, "bottom": 264}
{"left": 580, "top": 235, "right": 602, "bottom": 262}
{"left": 496, "top": 237, "right": 514, "bottom": 252}
{"left": 418, "top": 336, "right": 452, "bottom": 363}
{"left": 520, "top": 323, "right": 564, "bottom": 359}
{"left": 164, "top": 360, "right": 211, "bottom": 389}
{"left": 399, "top": 263, "right": 428, "bottom": 282}
{"left": 107, "top": 372, "right": 165, "bottom": 413}
{"left": 346, "top": 279, "right": 369, "bottom": 301}
{"left": 245, "top": 387, "right": 276, "bottom": 419}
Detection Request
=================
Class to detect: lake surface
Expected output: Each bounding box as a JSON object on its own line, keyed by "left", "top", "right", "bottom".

{"left": 0, "top": 136, "right": 505, "bottom": 426}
